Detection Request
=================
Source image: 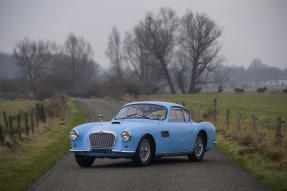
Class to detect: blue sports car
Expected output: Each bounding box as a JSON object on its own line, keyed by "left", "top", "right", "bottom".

{"left": 69, "top": 101, "right": 216, "bottom": 166}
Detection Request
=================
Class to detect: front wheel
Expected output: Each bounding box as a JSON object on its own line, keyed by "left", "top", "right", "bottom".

{"left": 188, "top": 133, "right": 206, "bottom": 162}
{"left": 133, "top": 136, "right": 153, "bottom": 166}
{"left": 75, "top": 154, "right": 95, "bottom": 167}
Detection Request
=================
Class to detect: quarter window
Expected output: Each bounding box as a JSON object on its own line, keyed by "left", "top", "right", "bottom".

{"left": 169, "top": 109, "right": 177, "bottom": 121}
{"left": 183, "top": 110, "right": 190, "bottom": 122}
{"left": 175, "top": 109, "right": 184, "bottom": 121}
{"left": 169, "top": 108, "right": 185, "bottom": 122}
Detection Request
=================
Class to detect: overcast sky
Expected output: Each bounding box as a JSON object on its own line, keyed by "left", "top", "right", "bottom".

{"left": 0, "top": 0, "right": 287, "bottom": 69}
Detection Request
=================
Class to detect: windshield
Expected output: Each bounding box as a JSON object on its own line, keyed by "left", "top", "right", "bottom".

{"left": 115, "top": 104, "right": 167, "bottom": 120}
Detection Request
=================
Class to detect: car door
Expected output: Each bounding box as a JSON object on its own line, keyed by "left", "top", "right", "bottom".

{"left": 168, "top": 107, "right": 194, "bottom": 152}
{"left": 156, "top": 120, "right": 174, "bottom": 153}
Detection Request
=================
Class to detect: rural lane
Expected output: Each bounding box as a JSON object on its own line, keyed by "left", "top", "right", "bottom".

{"left": 28, "top": 98, "right": 269, "bottom": 191}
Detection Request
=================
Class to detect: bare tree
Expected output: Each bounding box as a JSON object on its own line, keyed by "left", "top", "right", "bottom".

{"left": 106, "top": 27, "right": 123, "bottom": 81}
{"left": 173, "top": 51, "right": 189, "bottom": 93}
{"left": 64, "top": 33, "right": 94, "bottom": 88}
{"left": 13, "top": 38, "right": 56, "bottom": 99}
{"left": 123, "top": 32, "right": 162, "bottom": 94}
{"left": 179, "top": 11, "right": 223, "bottom": 93}
{"left": 135, "top": 8, "right": 178, "bottom": 94}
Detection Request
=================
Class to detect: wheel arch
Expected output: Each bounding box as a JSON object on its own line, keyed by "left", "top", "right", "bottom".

{"left": 198, "top": 130, "right": 207, "bottom": 148}
{"left": 141, "top": 134, "right": 156, "bottom": 157}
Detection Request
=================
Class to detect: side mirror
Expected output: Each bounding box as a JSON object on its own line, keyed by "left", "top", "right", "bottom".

{"left": 98, "top": 114, "right": 103, "bottom": 122}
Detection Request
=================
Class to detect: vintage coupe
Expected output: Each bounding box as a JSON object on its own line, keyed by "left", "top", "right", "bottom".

{"left": 69, "top": 101, "right": 216, "bottom": 167}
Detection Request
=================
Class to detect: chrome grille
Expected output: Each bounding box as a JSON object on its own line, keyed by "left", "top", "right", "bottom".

{"left": 89, "top": 132, "right": 115, "bottom": 148}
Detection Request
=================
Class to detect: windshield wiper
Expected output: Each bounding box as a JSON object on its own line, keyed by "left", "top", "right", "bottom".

{"left": 125, "top": 113, "right": 151, "bottom": 119}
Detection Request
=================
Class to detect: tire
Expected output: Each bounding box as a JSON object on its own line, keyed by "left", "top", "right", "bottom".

{"left": 133, "top": 136, "right": 153, "bottom": 166}
{"left": 75, "top": 154, "right": 95, "bottom": 167}
{"left": 188, "top": 133, "right": 206, "bottom": 162}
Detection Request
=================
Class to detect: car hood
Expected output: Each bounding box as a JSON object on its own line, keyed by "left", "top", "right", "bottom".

{"left": 73, "top": 119, "right": 162, "bottom": 136}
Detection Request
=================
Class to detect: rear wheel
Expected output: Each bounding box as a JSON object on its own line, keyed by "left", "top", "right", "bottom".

{"left": 188, "top": 133, "right": 206, "bottom": 162}
{"left": 133, "top": 136, "right": 153, "bottom": 166}
{"left": 75, "top": 154, "right": 95, "bottom": 167}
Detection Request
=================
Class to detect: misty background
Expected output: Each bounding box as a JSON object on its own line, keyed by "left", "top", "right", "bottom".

{"left": 0, "top": 0, "right": 287, "bottom": 99}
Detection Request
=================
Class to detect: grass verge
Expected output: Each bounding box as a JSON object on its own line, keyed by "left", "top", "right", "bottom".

{"left": 0, "top": 100, "right": 86, "bottom": 191}
{"left": 216, "top": 133, "right": 287, "bottom": 191}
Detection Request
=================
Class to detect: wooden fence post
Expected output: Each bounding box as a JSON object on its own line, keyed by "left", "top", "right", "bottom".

{"left": 2, "top": 111, "right": 8, "bottom": 127}
{"left": 0, "top": 125, "right": 4, "bottom": 145}
{"left": 251, "top": 114, "right": 258, "bottom": 130}
{"left": 276, "top": 117, "right": 284, "bottom": 136}
{"left": 25, "top": 113, "right": 29, "bottom": 136}
{"left": 9, "top": 115, "right": 13, "bottom": 137}
{"left": 30, "top": 113, "right": 34, "bottom": 134}
{"left": 226, "top": 109, "right": 230, "bottom": 129}
{"left": 237, "top": 111, "right": 242, "bottom": 130}
{"left": 182, "top": 101, "right": 185, "bottom": 107}
{"left": 35, "top": 110, "right": 39, "bottom": 128}
{"left": 41, "top": 104, "right": 47, "bottom": 124}
{"left": 213, "top": 98, "right": 217, "bottom": 122}
{"left": 17, "top": 114, "right": 21, "bottom": 140}
{"left": 197, "top": 104, "right": 200, "bottom": 116}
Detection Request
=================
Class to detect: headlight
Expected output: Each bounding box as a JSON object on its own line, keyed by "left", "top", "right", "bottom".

{"left": 69, "top": 130, "right": 78, "bottom": 140}
{"left": 121, "top": 131, "right": 131, "bottom": 141}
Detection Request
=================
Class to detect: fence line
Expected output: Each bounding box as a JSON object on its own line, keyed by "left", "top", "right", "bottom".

{"left": 0, "top": 103, "right": 47, "bottom": 145}
{"left": 185, "top": 97, "right": 285, "bottom": 147}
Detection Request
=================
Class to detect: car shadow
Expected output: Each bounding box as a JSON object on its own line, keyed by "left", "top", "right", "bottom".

{"left": 90, "top": 156, "right": 206, "bottom": 168}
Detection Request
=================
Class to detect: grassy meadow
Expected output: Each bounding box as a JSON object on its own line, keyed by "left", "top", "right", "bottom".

{"left": 133, "top": 92, "right": 287, "bottom": 132}
{"left": 0, "top": 98, "right": 35, "bottom": 116}
{"left": 119, "top": 92, "right": 287, "bottom": 191}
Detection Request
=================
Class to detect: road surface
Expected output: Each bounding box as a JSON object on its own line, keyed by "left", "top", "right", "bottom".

{"left": 28, "top": 98, "right": 269, "bottom": 191}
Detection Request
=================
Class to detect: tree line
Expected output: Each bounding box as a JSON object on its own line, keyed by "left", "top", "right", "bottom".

{"left": 1, "top": 8, "right": 229, "bottom": 99}
{"left": 106, "top": 8, "right": 224, "bottom": 95}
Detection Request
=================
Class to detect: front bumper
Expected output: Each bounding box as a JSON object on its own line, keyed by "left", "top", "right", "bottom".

{"left": 70, "top": 149, "right": 136, "bottom": 158}
{"left": 70, "top": 149, "right": 135, "bottom": 153}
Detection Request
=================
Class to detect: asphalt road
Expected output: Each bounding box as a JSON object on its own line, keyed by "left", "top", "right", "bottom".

{"left": 28, "top": 98, "right": 269, "bottom": 191}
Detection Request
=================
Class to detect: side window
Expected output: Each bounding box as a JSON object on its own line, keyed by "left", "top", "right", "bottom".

{"left": 169, "top": 109, "right": 177, "bottom": 121}
{"left": 183, "top": 110, "right": 190, "bottom": 122}
{"left": 169, "top": 108, "right": 185, "bottom": 122}
{"left": 175, "top": 109, "right": 184, "bottom": 122}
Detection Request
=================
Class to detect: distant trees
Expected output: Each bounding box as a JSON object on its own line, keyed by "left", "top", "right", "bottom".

{"left": 109, "top": 8, "right": 224, "bottom": 94}
{"left": 177, "top": 11, "right": 223, "bottom": 93}
{"left": 12, "top": 34, "right": 98, "bottom": 100}
{"left": 134, "top": 8, "right": 178, "bottom": 94}
{"left": 106, "top": 27, "right": 124, "bottom": 81}
{"left": 2, "top": 7, "right": 287, "bottom": 99}
{"left": 13, "top": 39, "right": 56, "bottom": 99}
{"left": 64, "top": 33, "right": 95, "bottom": 88}
{"left": 124, "top": 32, "right": 162, "bottom": 94}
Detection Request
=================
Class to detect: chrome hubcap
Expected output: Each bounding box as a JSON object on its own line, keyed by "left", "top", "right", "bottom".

{"left": 194, "top": 136, "right": 204, "bottom": 157}
{"left": 139, "top": 139, "right": 150, "bottom": 161}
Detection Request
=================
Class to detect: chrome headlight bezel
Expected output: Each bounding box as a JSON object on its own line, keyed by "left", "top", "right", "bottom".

{"left": 121, "top": 130, "right": 131, "bottom": 141}
{"left": 69, "top": 130, "right": 78, "bottom": 140}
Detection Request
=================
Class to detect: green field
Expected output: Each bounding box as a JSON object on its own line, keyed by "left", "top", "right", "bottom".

{"left": 0, "top": 100, "right": 86, "bottom": 191}
{"left": 0, "top": 98, "right": 35, "bottom": 116}
{"left": 122, "top": 92, "right": 287, "bottom": 191}
{"left": 137, "top": 92, "right": 287, "bottom": 132}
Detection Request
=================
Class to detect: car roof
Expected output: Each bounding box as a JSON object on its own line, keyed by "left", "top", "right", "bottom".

{"left": 123, "top": 101, "right": 184, "bottom": 109}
